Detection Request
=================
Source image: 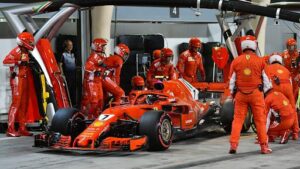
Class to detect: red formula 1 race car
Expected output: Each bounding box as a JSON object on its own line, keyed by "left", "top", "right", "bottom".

{"left": 34, "top": 79, "right": 226, "bottom": 151}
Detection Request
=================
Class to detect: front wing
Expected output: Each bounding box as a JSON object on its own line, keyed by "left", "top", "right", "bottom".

{"left": 34, "top": 133, "right": 147, "bottom": 152}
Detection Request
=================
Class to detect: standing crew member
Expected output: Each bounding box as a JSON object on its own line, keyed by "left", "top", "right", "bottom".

{"left": 282, "top": 38, "right": 300, "bottom": 98}
{"left": 265, "top": 54, "right": 299, "bottom": 140}
{"left": 3, "top": 32, "right": 35, "bottom": 137}
{"left": 177, "top": 37, "right": 206, "bottom": 83}
{"left": 81, "top": 38, "right": 107, "bottom": 119}
{"left": 265, "top": 90, "right": 295, "bottom": 144}
{"left": 101, "top": 44, "right": 126, "bottom": 106}
{"left": 147, "top": 48, "right": 178, "bottom": 87}
{"left": 229, "top": 35, "right": 272, "bottom": 154}
{"left": 104, "top": 43, "right": 130, "bottom": 85}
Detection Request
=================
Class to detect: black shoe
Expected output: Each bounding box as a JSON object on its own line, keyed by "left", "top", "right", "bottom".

{"left": 229, "top": 149, "right": 236, "bottom": 154}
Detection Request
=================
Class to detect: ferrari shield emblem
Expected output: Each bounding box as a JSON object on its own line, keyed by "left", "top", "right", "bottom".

{"left": 277, "top": 69, "right": 283, "bottom": 74}
{"left": 246, "top": 55, "right": 251, "bottom": 60}
{"left": 211, "top": 46, "right": 229, "bottom": 69}
{"left": 243, "top": 68, "right": 252, "bottom": 76}
{"left": 274, "top": 91, "right": 279, "bottom": 95}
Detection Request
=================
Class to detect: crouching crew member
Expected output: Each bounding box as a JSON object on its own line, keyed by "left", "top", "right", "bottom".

{"left": 229, "top": 35, "right": 272, "bottom": 154}
{"left": 3, "top": 32, "right": 35, "bottom": 137}
{"left": 81, "top": 38, "right": 107, "bottom": 119}
{"left": 265, "top": 90, "right": 295, "bottom": 144}
{"left": 147, "top": 48, "right": 178, "bottom": 87}
{"left": 131, "top": 75, "right": 146, "bottom": 91}
{"left": 265, "top": 53, "right": 299, "bottom": 140}
{"left": 177, "top": 37, "right": 206, "bottom": 83}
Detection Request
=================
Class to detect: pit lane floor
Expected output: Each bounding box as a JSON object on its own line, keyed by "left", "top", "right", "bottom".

{"left": 1, "top": 129, "right": 300, "bottom": 169}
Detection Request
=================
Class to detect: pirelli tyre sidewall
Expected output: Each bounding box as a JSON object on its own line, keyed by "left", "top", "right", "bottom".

{"left": 158, "top": 114, "right": 173, "bottom": 147}
{"left": 139, "top": 110, "right": 173, "bottom": 151}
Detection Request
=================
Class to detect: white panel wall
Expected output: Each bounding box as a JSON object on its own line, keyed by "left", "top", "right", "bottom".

{"left": 0, "top": 39, "right": 15, "bottom": 121}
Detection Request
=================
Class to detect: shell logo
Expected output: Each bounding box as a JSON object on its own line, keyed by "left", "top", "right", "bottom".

{"left": 246, "top": 55, "right": 251, "bottom": 60}
{"left": 283, "top": 100, "right": 289, "bottom": 106}
{"left": 277, "top": 69, "right": 283, "bottom": 74}
{"left": 243, "top": 68, "right": 252, "bottom": 76}
{"left": 93, "top": 121, "right": 104, "bottom": 127}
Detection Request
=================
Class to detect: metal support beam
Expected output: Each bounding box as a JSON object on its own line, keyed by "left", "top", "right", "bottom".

{"left": 79, "top": 9, "right": 90, "bottom": 69}
{"left": 34, "top": 3, "right": 79, "bottom": 43}
{"left": 1, "top": 2, "right": 51, "bottom": 35}
{"left": 19, "top": 15, "right": 39, "bottom": 34}
{"left": 47, "top": 6, "right": 77, "bottom": 40}
{"left": 216, "top": 14, "right": 238, "bottom": 58}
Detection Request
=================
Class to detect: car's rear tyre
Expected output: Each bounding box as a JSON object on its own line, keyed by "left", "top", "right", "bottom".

{"left": 51, "top": 108, "right": 86, "bottom": 138}
{"left": 220, "top": 99, "right": 234, "bottom": 126}
{"left": 220, "top": 99, "right": 234, "bottom": 134}
{"left": 139, "top": 110, "right": 173, "bottom": 151}
{"left": 223, "top": 114, "right": 252, "bottom": 134}
{"left": 221, "top": 99, "right": 252, "bottom": 133}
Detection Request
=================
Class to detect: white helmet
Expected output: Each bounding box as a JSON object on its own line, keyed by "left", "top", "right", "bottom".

{"left": 240, "top": 35, "right": 258, "bottom": 52}
{"left": 269, "top": 54, "right": 283, "bottom": 64}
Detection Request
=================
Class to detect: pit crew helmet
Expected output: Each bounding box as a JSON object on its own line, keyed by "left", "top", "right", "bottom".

{"left": 16, "top": 32, "right": 35, "bottom": 51}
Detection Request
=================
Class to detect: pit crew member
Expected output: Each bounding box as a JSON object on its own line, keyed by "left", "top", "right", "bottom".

{"left": 229, "top": 35, "right": 272, "bottom": 154}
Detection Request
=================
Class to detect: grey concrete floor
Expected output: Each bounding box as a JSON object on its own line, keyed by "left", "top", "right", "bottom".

{"left": 0, "top": 131, "right": 300, "bottom": 169}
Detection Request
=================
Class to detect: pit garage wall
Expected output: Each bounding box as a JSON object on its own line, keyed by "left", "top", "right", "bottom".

{"left": 0, "top": 6, "right": 298, "bottom": 117}
{"left": 265, "top": 19, "right": 300, "bottom": 54}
